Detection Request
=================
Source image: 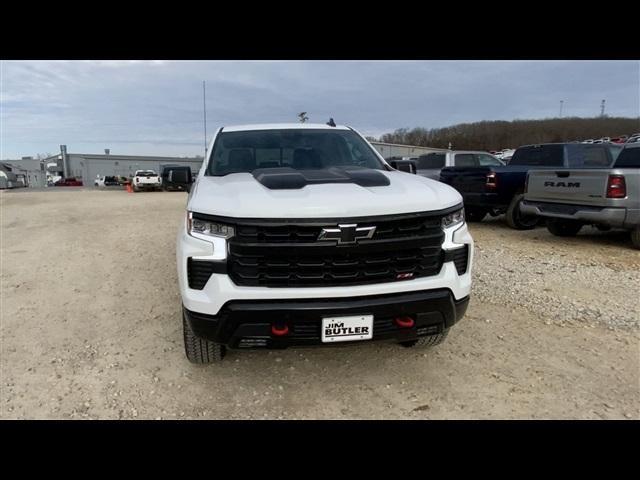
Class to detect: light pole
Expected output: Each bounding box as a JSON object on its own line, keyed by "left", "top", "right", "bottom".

{"left": 559, "top": 100, "right": 564, "bottom": 118}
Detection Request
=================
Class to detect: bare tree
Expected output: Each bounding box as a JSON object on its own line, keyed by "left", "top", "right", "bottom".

{"left": 378, "top": 117, "right": 639, "bottom": 150}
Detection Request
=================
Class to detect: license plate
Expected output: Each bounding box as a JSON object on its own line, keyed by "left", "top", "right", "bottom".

{"left": 321, "top": 315, "right": 373, "bottom": 343}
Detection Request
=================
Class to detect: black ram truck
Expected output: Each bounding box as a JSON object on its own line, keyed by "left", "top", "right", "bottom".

{"left": 439, "top": 143, "right": 622, "bottom": 229}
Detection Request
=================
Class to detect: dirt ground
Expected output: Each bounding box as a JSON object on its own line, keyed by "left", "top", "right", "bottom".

{"left": 1, "top": 188, "right": 639, "bottom": 419}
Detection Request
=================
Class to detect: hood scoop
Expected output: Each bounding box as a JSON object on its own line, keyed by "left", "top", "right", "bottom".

{"left": 252, "top": 167, "right": 391, "bottom": 190}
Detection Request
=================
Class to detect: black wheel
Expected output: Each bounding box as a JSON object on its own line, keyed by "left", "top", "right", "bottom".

{"left": 400, "top": 329, "right": 449, "bottom": 348}
{"left": 505, "top": 194, "right": 538, "bottom": 230}
{"left": 183, "top": 308, "right": 226, "bottom": 363}
{"left": 631, "top": 226, "right": 640, "bottom": 250}
{"left": 465, "top": 208, "right": 487, "bottom": 223}
{"left": 546, "top": 218, "right": 583, "bottom": 237}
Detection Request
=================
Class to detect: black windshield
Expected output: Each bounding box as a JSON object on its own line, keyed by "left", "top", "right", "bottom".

{"left": 614, "top": 147, "right": 640, "bottom": 168}
{"left": 509, "top": 145, "right": 565, "bottom": 166}
{"left": 206, "top": 129, "right": 385, "bottom": 176}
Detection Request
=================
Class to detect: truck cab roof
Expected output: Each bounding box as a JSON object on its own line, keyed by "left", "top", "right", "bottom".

{"left": 222, "top": 123, "right": 351, "bottom": 132}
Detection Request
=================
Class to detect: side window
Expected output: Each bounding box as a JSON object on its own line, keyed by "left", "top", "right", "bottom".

{"left": 477, "top": 154, "right": 503, "bottom": 166}
{"left": 454, "top": 154, "right": 477, "bottom": 167}
{"left": 416, "top": 154, "right": 446, "bottom": 169}
{"left": 567, "top": 146, "right": 611, "bottom": 168}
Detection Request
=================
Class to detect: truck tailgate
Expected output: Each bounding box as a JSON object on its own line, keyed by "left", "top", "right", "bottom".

{"left": 440, "top": 167, "right": 491, "bottom": 193}
{"left": 526, "top": 169, "right": 610, "bottom": 205}
{"left": 137, "top": 176, "right": 160, "bottom": 184}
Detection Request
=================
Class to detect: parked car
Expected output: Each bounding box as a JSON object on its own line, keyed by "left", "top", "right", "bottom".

{"left": 626, "top": 135, "right": 640, "bottom": 144}
{"left": 521, "top": 143, "right": 640, "bottom": 248}
{"left": 439, "top": 142, "right": 623, "bottom": 229}
{"left": 177, "top": 123, "right": 474, "bottom": 362}
{"left": 611, "top": 135, "right": 628, "bottom": 144}
{"left": 132, "top": 170, "right": 161, "bottom": 192}
{"left": 94, "top": 175, "right": 120, "bottom": 187}
{"left": 409, "top": 151, "right": 504, "bottom": 181}
{"left": 494, "top": 149, "right": 516, "bottom": 161}
{"left": 160, "top": 165, "right": 194, "bottom": 191}
{"left": 54, "top": 177, "right": 83, "bottom": 187}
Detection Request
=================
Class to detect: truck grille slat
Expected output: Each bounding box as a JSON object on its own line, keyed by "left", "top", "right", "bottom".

{"left": 227, "top": 213, "right": 446, "bottom": 287}
{"left": 452, "top": 245, "right": 469, "bottom": 275}
{"left": 187, "top": 259, "right": 216, "bottom": 290}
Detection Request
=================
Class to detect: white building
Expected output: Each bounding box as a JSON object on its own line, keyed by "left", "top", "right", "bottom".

{"left": 369, "top": 141, "right": 447, "bottom": 159}
{"left": 44, "top": 147, "right": 203, "bottom": 185}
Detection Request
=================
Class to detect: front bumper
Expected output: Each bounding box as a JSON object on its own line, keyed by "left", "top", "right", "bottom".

{"left": 520, "top": 200, "right": 633, "bottom": 228}
{"left": 177, "top": 221, "right": 474, "bottom": 315}
{"left": 184, "top": 289, "right": 469, "bottom": 349}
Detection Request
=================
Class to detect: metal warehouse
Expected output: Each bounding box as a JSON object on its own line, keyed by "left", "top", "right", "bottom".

{"left": 369, "top": 141, "right": 447, "bottom": 159}
{"left": 45, "top": 146, "right": 204, "bottom": 185}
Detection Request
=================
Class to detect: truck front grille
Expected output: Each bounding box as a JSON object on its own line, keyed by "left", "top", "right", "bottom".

{"left": 223, "top": 212, "right": 446, "bottom": 288}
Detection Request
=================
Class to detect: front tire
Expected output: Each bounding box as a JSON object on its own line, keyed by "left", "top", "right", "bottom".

{"left": 505, "top": 194, "right": 538, "bottom": 230}
{"left": 400, "top": 329, "right": 449, "bottom": 348}
{"left": 546, "top": 218, "right": 583, "bottom": 237}
{"left": 183, "top": 308, "right": 226, "bottom": 363}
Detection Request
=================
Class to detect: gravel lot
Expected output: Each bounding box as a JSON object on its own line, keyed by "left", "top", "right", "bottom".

{"left": 1, "top": 189, "right": 639, "bottom": 419}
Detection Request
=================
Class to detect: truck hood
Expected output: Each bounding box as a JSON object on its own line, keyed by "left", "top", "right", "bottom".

{"left": 188, "top": 170, "right": 462, "bottom": 218}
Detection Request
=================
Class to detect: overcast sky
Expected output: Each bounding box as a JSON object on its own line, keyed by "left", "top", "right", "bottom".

{"left": 1, "top": 60, "right": 638, "bottom": 158}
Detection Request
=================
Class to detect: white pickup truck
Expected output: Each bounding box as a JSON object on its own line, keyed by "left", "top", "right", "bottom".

{"left": 522, "top": 143, "right": 640, "bottom": 248}
{"left": 132, "top": 170, "right": 162, "bottom": 192}
{"left": 176, "top": 123, "right": 474, "bottom": 362}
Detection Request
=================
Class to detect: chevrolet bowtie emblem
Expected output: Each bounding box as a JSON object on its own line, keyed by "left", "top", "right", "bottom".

{"left": 318, "top": 224, "right": 376, "bottom": 244}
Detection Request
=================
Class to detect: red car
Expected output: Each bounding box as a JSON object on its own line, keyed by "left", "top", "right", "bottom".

{"left": 54, "top": 178, "right": 84, "bottom": 187}
{"left": 611, "top": 135, "right": 629, "bottom": 144}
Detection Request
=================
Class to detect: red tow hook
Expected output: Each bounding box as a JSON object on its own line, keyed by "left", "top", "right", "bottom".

{"left": 394, "top": 316, "right": 415, "bottom": 328}
{"left": 271, "top": 323, "right": 289, "bottom": 336}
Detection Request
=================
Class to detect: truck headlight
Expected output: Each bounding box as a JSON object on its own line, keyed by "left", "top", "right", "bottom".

{"left": 441, "top": 208, "right": 465, "bottom": 229}
{"left": 187, "top": 212, "right": 235, "bottom": 239}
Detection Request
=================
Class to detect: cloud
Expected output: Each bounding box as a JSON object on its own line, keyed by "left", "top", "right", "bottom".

{"left": 1, "top": 60, "right": 638, "bottom": 158}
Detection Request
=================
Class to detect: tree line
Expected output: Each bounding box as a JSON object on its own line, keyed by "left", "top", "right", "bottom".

{"left": 374, "top": 117, "right": 640, "bottom": 150}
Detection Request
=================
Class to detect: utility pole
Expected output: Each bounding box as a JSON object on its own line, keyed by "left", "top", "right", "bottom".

{"left": 559, "top": 100, "right": 564, "bottom": 118}
{"left": 203, "top": 81, "right": 208, "bottom": 158}
{"left": 600, "top": 99, "right": 606, "bottom": 117}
